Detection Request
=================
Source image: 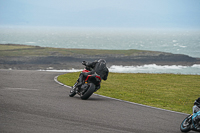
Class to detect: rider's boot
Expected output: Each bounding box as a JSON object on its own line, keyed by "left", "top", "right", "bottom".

{"left": 196, "top": 121, "right": 200, "bottom": 131}
{"left": 190, "top": 124, "right": 194, "bottom": 130}
{"left": 193, "top": 115, "right": 200, "bottom": 130}
{"left": 196, "top": 127, "right": 200, "bottom": 131}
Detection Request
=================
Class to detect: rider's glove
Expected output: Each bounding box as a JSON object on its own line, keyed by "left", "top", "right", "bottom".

{"left": 82, "top": 61, "right": 86, "bottom": 65}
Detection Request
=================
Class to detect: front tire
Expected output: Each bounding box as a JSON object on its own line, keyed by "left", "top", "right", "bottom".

{"left": 180, "top": 115, "right": 192, "bottom": 132}
{"left": 80, "top": 83, "right": 95, "bottom": 100}
{"left": 69, "top": 87, "right": 76, "bottom": 97}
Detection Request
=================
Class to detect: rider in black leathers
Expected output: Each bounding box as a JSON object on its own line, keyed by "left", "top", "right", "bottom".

{"left": 76, "top": 59, "right": 109, "bottom": 88}
{"left": 193, "top": 97, "right": 200, "bottom": 130}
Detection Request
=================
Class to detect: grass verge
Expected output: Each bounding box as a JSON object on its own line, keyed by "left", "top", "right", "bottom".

{"left": 57, "top": 72, "right": 200, "bottom": 114}
{"left": 0, "top": 44, "right": 161, "bottom": 57}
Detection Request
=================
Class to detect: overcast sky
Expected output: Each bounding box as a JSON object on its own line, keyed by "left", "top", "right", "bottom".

{"left": 0, "top": 0, "right": 200, "bottom": 29}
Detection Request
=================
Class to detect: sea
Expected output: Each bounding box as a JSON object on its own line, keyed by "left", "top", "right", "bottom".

{"left": 0, "top": 26, "right": 200, "bottom": 75}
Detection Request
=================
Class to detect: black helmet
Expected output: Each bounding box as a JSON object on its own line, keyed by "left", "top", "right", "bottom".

{"left": 98, "top": 59, "right": 106, "bottom": 63}
{"left": 197, "top": 97, "right": 200, "bottom": 103}
{"left": 194, "top": 97, "right": 200, "bottom": 107}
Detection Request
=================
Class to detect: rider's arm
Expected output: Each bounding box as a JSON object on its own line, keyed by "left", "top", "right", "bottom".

{"left": 102, "top": 68, "right": 109, "bottom": 80}
{"left": 82, "top": 61, "right": 97, "bottom": 71}
{"left": 86, "top": 61, "right": 97, "bottom": 68}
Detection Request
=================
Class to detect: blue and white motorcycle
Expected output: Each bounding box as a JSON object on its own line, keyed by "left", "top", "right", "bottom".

{"left": 180, "top": 109, "right": 200, "bottom": 132}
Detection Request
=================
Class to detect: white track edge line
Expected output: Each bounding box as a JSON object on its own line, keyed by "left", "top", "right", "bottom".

{"left": 54, "top": 75, "right": 189, "bottom": 115}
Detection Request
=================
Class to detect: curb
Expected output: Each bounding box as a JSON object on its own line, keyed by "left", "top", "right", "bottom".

{"left": 54, "top": 75, "right": 189, "bottom": 116}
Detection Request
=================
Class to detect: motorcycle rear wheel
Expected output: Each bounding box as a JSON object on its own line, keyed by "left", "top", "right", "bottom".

{"left": 80, "top": 83, "right": 95, "bottom": 100}
{"left": 180, "top": 115, "right": 192, "bottom": 132}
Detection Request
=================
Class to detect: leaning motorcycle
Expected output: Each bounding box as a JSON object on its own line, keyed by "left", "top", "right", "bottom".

{"left": 69, "top": 69, "right": 101, "bottom": 100}
{"left": 180, "top": 111, "right": 200, "bottom": 132}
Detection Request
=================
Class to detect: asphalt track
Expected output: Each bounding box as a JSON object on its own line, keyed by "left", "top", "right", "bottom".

{"left": 0, "top": 69, "right": 192, "bottom": 133}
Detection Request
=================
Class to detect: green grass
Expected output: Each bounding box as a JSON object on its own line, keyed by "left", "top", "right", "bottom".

{"left": 57, "top": 72, "right": 200, "bottom": 114}
{"left": 0, "top": 44, "right": 34, "bottom": 50}
{"left": 0, "top": 44, "right": 158, "bottom": 57}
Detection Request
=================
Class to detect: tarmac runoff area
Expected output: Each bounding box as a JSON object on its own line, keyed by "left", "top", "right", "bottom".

{"left": 0, "top": 69, "right": 189, "bottom": 133}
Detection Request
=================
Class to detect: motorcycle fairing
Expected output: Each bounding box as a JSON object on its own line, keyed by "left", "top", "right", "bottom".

{"left": 192, "top": 111, "right": 200, "bottom": 129}
{"left": 82, "top": 69, "right": 90, "bottom": 73}
{"left": 85, "top": 75, "right": 101, "bottom": 85}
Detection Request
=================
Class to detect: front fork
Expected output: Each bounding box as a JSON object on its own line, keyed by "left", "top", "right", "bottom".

{"left": 73, "top": 81, "right": 78, "bottom": 88}
{"left": 72, "top": 81, "right": 82, "bottom": 95}
{"left": 71, "top": 81, "right": 78, "bottom": 93}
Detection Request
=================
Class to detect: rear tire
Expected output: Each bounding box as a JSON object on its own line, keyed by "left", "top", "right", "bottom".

{"left": 80, "top": 83, "right": 95, "bottom": 100}
{"left": 180, "top": 115, "right": 192, "bottom": 132}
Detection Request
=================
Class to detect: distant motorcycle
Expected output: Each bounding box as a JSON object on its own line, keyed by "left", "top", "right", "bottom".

{"left": 69, "top": 69, "right": 101, "bottom": 100}
{"left": 180, "top": 111, "right": 200, "bottom": 132}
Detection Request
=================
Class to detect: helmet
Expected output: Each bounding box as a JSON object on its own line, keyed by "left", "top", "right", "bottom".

{"left": 194, "top": 97, "right": 200, "bottom": 107}
{"left": 197, "top": 97, "right": 200, "bottom": 103}
{"left": 98, "top": 59, "right": 106, "bottom": 63}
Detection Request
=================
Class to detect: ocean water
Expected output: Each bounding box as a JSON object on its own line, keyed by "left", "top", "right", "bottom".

{"left": 1, "top": 26, "right": 200, "bottom": 75}
{"left": 40, "top": 64, "right": 200, "bottom": 75}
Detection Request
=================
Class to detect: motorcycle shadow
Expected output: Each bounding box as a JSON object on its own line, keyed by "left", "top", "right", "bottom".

{"left": 71, "top": 95, "right": 107, "bottom": 101}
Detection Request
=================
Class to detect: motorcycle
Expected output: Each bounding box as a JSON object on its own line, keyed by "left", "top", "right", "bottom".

{"left": 180, "top": 110, "right": 200, "bottom": 132}
{"left": 69, "top": 69, "right": 101, "bottom": 100}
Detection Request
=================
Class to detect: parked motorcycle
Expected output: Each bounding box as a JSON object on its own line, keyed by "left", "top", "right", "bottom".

{"left": 69, "top": 69, "right": 101, "bottom": 100}
{"left": 180, "top": 111, "right": 200, "bottom": 132}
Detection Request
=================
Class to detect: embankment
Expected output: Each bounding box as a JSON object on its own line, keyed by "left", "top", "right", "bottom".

{"left": 0, "top": 44, "right": 200, "bottom": 70}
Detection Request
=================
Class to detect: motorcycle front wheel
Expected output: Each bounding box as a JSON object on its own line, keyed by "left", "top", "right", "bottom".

{"left": 69, "top": 87, "right": 76, "bottom": 97}
{"left": 180, "top": 115, "right": 192, "bottom": 132}
{"left": 80, "top": 83, "right": 95, "bottom": 100}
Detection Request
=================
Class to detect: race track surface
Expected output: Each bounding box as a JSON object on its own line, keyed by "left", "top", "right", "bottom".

{"left": 0, "top": 69, "right": 190, "bottom": 133}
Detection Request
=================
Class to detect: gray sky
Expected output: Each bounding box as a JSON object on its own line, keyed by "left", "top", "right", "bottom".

{"left": 0, "top": 0, "right": 200, "bottom": 29}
